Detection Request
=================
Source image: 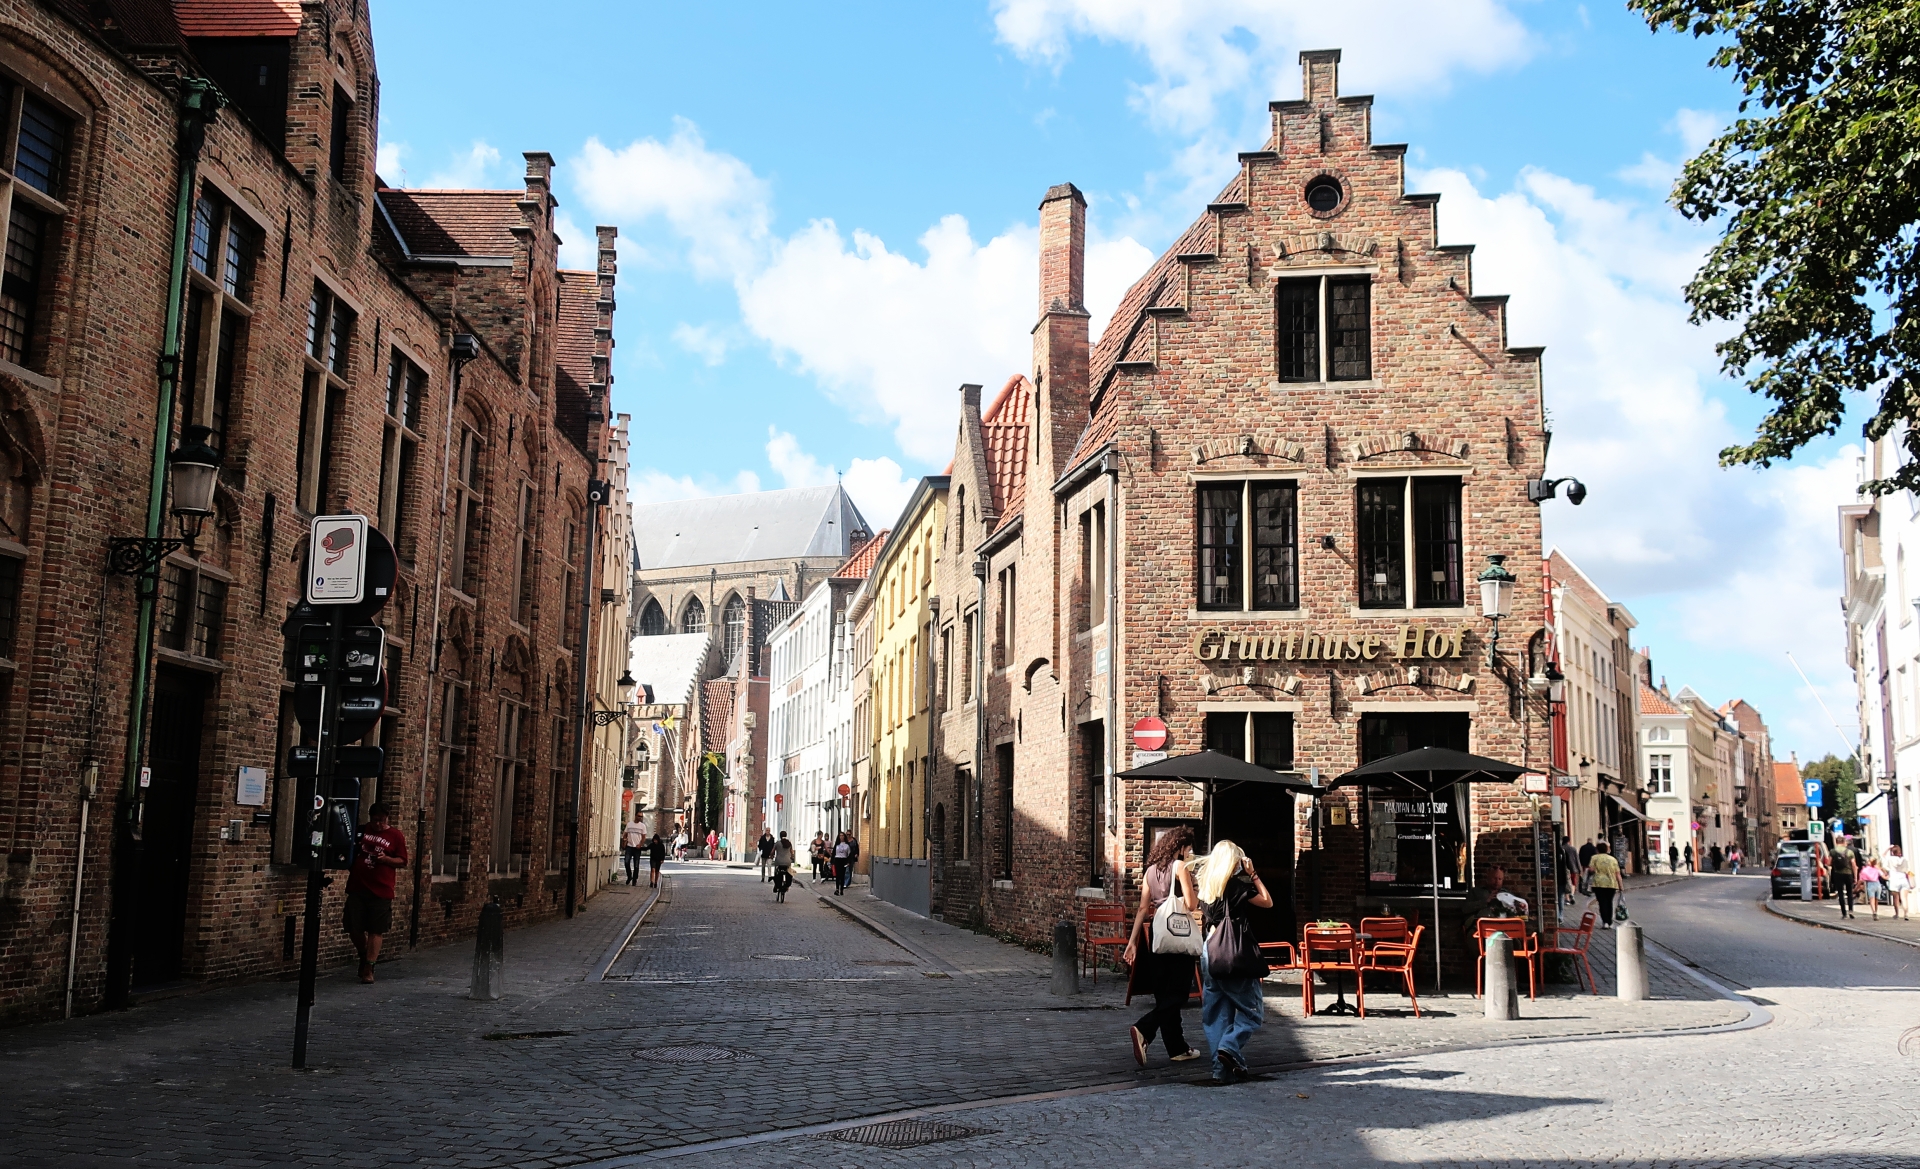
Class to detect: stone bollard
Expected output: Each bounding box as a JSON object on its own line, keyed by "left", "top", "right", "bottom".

{"left": 471, "top": 901, "right": 504, "bottom": 1001}
{"left": 1616, "top": 920, "right": 1649, "bottom": 1002}
{"left": 1050, "top": 919, "right": 1080, "bottom": 996}
{"left": 1483, "top": 932, "right": 1517, "bottom": 1020}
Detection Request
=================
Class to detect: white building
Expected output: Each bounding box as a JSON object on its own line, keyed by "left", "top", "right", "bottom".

{"left": 766, "top": 571, "right": 863, "bottom": 846}
{"left": 1839, "top": 432, "right": 1913, "bottom": 857}
{"left": 1547, "top": 550, "right": 1642, "bottom": 860}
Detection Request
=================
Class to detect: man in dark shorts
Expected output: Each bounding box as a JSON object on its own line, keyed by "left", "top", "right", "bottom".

{"left": 345, "top": 801, "right": 408, "bottom": 984}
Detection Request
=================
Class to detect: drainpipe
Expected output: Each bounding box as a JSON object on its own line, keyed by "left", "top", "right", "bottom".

{"left": 567, "top": 480, "right": 606, "bottom": 917}
{"left": 102, "top": 79, "right": 222, "bottom": 1010}
{"left": 1102, "top": 451, "right": 1119, "bottom": 889}
{"left": 973, "top": 553, "right": 988, "bottom": 924}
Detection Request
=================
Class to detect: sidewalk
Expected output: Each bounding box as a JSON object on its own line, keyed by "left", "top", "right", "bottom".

{"left": 1767, "top": 894, "right": 1920, "bottom": 948}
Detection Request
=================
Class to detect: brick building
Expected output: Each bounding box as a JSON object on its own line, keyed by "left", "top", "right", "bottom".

{"left": 0, "top": 0, "right": 629, "bottom": 1022}
{"left": 923, "top": 50, "right": 1560, "bottom": 967}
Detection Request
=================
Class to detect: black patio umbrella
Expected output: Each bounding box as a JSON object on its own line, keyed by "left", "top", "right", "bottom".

{"left": 1333, "top": 747, "right": 1527, "bottom": 993}
{"left": 1116, "top": 749, "right": 1316, "bottom": 846}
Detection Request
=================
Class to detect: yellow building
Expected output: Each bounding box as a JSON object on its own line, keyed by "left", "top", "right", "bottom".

{"left": 857, "top": 476, "right": 948, "bottom": 915}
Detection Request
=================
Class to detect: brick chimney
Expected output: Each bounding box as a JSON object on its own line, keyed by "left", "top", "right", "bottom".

{"left": 1032, "top": 183, "right": 1089, "bottom": 486}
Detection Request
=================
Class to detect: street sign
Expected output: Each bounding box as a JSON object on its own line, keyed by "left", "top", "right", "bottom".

{"left": 1133, "top": 749, "right": 1168, "bottom": 769}
{"left": 286, "top": 745, "right": 386, "bottom": 778}
{"left": 1520, "top": 772, "right": 1550, "bottom": 794}
{"left": 289, "top": 623, "right": 386, "bottom": 686}
{"left": 837, "top": 783, "right": 851, "bottom": 796}
{"left": 1132, "top": 716, "right": 1168, "bottom": 752}
{"left": 307, "top": 515, "right": 368, "bottom": 604}
{"left": 1805, "top": 779, "right": 1824, "bottom": 807}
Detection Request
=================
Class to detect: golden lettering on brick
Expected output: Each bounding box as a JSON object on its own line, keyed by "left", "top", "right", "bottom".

{"left": 1194, "top": 624, "right": 1470, "bottom": 664}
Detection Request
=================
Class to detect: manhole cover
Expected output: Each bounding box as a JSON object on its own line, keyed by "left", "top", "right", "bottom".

{"left": 831, "top": 1120, "right": 992, "bottom": 1149}
{"left": 632, "top": 1044, "right": 758, "bottom": 1064}
{"left": 852, "top": 959, "right": 916, "bottom": 966}
{"left": 752, "top": 954, "right": 809, "bottom": 961}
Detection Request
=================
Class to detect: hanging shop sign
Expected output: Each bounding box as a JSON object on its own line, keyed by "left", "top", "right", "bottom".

{"left": 1190, "top": 624, "right": 1472, "bottom": 663}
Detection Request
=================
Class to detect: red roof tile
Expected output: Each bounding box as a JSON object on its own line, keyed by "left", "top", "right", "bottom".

{"left": 378, "top": 189, "right": 522, "bottom": 258}
{"left": 554, "top": 269, "right": 597, "bottom": 453}
{"left": 982, "top": 374, "right": 1032, "bottom": 531}
{"left": 833, "top": 530, "right": 890, "bottom": 581}
{"left": 1640, "top": 684, "right": 1681, "bottom": 717}
{"left": 1774, "top": 761, "right": 1806, "bottom": 807}
{"left": 175, "top": 0, "right": 298, "bottom": 37}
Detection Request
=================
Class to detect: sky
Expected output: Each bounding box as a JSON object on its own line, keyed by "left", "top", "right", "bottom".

{"left": 368, "top": 0, "right": 1870, "bottom": 767}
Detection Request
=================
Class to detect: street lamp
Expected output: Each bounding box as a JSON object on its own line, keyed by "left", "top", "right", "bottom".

{"left": 108, "top": 424, "right": 223, "bottom": 579}
{"left": 591, "top": 670, "right": 639, "bottom": 728}
{"left": 1477, "top": 553, "right": 1517, "bottom": 666}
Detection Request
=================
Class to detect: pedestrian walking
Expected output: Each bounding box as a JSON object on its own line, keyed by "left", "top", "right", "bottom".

{"left": 705, "top": 828, "right": 718, "bottom": 860}
{"left": 647, "top": 833, "right": 667, "bottom": 887}
{"left": 1708, "top": 844, "right": 1724, "bottom": 873}
{"left": 621, "top": 820, "right": 646, "bottom": 886}
{"left": 1587, "top": 840, "right": 1622, "bottom": 928}
{"left": 1683, "top": 843, "right": 1694, "bottom": 873}
{"left": 1195, "top": 839, "right": 1271, "bottom": 1083}
{"left": 344, "top": 802, "right": 407, "bottom": 984}
{"left": 1668, "top": 842, "right": 1680, "bottom": 874}
{"left": 1728, "top": 845, "right": 1742, "bottom": 876}
{"left": 810, "top": 832, "right": 828, "bottom": 880}
{"left": 832, "top": 832, "right": 854, "bottom": 894}
{"left": 1560, "top": 836, "right": 1581, "bottom": 906}
{"left": 1882, "top": 845, "right": 1911, "bottom": 920}
{"left": 1121, "top": 825, "right": 1203, "bottom": 1067}
{"left": 1831, "top": 838, "right": 1860, "bottom": 918}
{"left": 1861, "top": 856, "right": 1888, "bottom": 919}
{"left": 758, "top": 831, "right": 776, "bottom": 881}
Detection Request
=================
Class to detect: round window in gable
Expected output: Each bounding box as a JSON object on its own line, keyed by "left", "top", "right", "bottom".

{"left": 1305, "top": 177, "right": 1343, "bottom": 214}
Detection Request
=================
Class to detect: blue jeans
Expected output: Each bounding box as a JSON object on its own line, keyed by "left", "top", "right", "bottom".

{"left": 1200, "top": 967, "right": 1264, "bottom": 1079}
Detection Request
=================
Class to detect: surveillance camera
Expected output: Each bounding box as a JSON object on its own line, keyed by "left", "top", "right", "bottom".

{"left": 1566, "top": 479, "right": 1588, "bottom": 506}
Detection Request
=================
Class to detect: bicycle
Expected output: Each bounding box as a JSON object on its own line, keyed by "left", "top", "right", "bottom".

{"left": 772, "top": 864, "right": 794, "bottom": 903}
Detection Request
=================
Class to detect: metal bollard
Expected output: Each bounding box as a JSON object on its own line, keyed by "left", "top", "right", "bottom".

{"left": 1483, "top": 932, "right": 1517, "bottom": 1020}
{"left": 471, "top": 901, "right": 504, "bottom": 1001}
{"left": 1616, "top": 920, "right": 1648, "bottom": 1002}
{"left": 1050, "top": 919, "right": 1080, "bottom": 996}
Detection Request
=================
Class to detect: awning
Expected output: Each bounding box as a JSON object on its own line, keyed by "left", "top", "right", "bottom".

{"left": 1606, "top": 792, "right": 1651, "bottom": 821}
{"left": 1115, "top": 749, "right": 1315, "bottom": 791}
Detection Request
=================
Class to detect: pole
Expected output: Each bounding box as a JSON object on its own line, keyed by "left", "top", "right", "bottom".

{"left": 1430, "top": 775, "right": 1443, "bottom": 995}
{"left": 1308, "top": 766, "right": 1321, "bottom": 919}
{"left": 293, "top": 606, "right": 342, "bottom": 1068}
{"left": 104, "top": 79, "right": 221, "bottom": 1010}
{"left": 566, "top": 486, "right": 603, "bottom": 917}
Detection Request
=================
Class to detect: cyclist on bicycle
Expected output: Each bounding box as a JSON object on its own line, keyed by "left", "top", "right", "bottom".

{"left": 771, "top": 831, "right": 797, "bottom": 900}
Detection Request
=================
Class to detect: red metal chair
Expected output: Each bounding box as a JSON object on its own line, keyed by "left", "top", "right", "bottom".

{"left": 1473, "top": 917, "right": 1540, "bottom": 1000}
{"left": 1083, "top": 902, "right": 1131, "bottom": 984}
{"left": 1359, "top": 915, "right": 1411, "bottom": 958}
{"left": 1358, "top": 923, "right": 1425, "bottom": 1016}
{"left": 1537, "top": 911, "right": 1598, "bottom": 994}
{"left": 1301, "top": 924, "right": 1366, "bottom": 1017}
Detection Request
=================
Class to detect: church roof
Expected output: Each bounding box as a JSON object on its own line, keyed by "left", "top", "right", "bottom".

{"left": 633, "top": 484, "right": 870, "bottom": 571}
{"left": 628, "top": 632, "right": 712, "bottom": 708}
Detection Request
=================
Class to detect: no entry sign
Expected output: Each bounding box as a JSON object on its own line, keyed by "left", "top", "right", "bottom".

{"left": 1132, "top": 716, "right": 1168, "bottom": 752}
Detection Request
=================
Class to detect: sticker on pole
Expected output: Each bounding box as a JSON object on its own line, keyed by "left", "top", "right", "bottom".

{"left": 307, "top": 515, "right": 368, "bottom": 604}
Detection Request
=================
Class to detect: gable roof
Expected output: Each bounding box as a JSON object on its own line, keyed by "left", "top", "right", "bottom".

{"left": 553, "top": 268, "right": 596, "bottom": 453}
{"left": 376, "top": 189, "right": 521, "bottom": 259}
{"left": 1774, "top": 761, "right": 1806, "bottom": 807}
{"left": 629, "top": 632, "right": 712, "bottom": 708}
{"left": 982, "top": 374, "right": 1032, "bottom": 531}
{"left": 834, "top": 530, "right": 890, "bottom": 581}
{"left": 633, "top": 484, "right": 870, "bottom": 571}
{"left": 174, "top": 0, "right": 298, "bottom": 37}
{"left": 1640, "top": 684, "right": 1681, "bottom": 717}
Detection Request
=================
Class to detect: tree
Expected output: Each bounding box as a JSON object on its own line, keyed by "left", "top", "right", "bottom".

{"left": 1631, "top": 1, "right": 1920, "bottom": 493}
{"left": 1801, "top": 753, "right": 1859, "bottom": 826}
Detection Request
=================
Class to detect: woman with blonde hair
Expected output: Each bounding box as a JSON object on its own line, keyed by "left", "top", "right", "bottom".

{"left": 1196, "top": 839, "right": 1272, "bottom": 1083}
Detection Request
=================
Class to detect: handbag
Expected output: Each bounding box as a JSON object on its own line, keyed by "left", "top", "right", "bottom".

{"left": 1202, "top": 898, "right": 1270, "bottom": 980}
{"left": 1151, "top": 895, "right": 1203, "bottom": 956}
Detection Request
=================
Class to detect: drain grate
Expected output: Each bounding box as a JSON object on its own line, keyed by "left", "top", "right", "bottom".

{"left": 632, "top": 1044, "right": 758, "bottom": 1064}
{"left": 752, "top": 953, "right": 809, "bottom": 961}
{"left": 851, "top": 959, "right": 916, "bottom": 966}
{"left": 831, "top": 1120, "right": 992, "bottom": 1149}
{"left": 483, "top": 1030, "right": 575, "bottom": 1040}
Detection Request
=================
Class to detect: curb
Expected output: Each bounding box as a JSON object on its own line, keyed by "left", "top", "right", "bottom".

{"left": 590, "top": 879, "right": 666, "bottom": 982}
{"left": 1764, "top": 897, "right": 1920, "bottom": 950}
{"left": 818, "top": 892, "right": 961, "bottom": 975}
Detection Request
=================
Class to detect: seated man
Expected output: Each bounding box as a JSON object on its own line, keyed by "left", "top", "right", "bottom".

{"left": 1463, "top": 865, "right": 1530, "bottom": 933}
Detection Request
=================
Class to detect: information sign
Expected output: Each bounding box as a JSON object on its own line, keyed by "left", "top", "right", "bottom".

{"left": 307, "top": 515, "right": 368, "bottom": 604}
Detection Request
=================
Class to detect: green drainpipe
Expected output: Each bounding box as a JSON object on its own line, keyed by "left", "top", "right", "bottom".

{"left": 101, "top": 79, "right": 222, "bottom": 1010}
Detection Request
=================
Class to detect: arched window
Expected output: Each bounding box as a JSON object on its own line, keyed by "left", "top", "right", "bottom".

{"left": 638, "top": 598, "right": 667, "bottom": 636}
{"left": 722, "top": 594, "right": 747, "bottom": 666}
{"left": 680, "top": 595, "right": 706, "bottom": 634}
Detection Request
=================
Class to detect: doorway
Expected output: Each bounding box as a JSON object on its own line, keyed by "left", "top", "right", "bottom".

{"left": 133, "top": 669, "right": 208, "bottom": 987}
{"left": 1206, "top": 780, "right": 1297, "bottom": 946}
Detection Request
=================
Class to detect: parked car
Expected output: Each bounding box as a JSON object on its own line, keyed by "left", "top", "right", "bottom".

{"left": 1770, "top": 850, "right": 1827, "bottom": 899}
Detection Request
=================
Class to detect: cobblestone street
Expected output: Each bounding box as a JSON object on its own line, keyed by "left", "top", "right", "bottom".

{"left": 0, "top": 866, "right": 1909, "bottom": 1167}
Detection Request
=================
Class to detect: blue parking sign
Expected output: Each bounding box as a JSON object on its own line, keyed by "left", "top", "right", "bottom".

{"left": 1804, "top": 779, "right": 1824, "bottom": 807}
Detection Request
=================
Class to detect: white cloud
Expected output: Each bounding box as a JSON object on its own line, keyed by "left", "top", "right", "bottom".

{"left": 571, "top": 120, "right": 772, "bottom": 280}
{"left": 626, "top": 467, "right": 761, "bottom": 506}
{"left": 1617, "top": 107, "right": 1730, "bottom": 191}
{"left": 553, "top": 211, "right": 595, "bottom": 270}
{"left": 376, "top": 140, "right": 406, "bottom": 183}
{"left": 765, "top": 429, "right": 916, "bottom": 528}
{"left": 1673, "top": 108, "right": 1724, "bottom": 156}
{"left": 423, "top": 140, "right": 505, "bottom": 189}
{"left": 671, "top": 323, "right": 731, "bottom": 366}
{"left": 992, "top": 0, "right": 1534, "bottom": 135}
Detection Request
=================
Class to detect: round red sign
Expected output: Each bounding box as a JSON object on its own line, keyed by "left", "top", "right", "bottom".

{"left": 837, "top": 783, "right": 851, "bottom": 796}
{"left": 1132, "top": 716, "right": 1169, "bottom": 752}
{"left": 774, "top": 793, "right": 784, "bottom": 806}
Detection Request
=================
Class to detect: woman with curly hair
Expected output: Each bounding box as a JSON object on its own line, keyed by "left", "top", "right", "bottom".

{"left": 1121, "top": 826, "right": 1204, "bottom": 1067}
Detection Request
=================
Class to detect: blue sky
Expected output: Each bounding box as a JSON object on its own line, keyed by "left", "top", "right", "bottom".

{"left": 370, "top": 0, "right": 1867, "bottom": 766}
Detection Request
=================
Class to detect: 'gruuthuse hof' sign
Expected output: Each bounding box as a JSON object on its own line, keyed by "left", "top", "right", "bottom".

{"left": 1192, "top": 625, "right": 1470, "bottom": 662}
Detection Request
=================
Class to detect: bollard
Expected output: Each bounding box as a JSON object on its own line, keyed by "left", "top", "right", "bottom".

{"left": 1483, "top": 932, "right": 1517, "bottom": 1020}
{"left": 471, "top": 901, "right": 504, "bottom": 1001}
{"left": 1616, "top": 920, "right": 1648, "bottom": 1002}
{"left": 1050, "top": 919, "right": 1080, "bottom": 996}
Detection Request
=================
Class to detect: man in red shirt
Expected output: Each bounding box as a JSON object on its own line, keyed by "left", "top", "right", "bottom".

{"left": 345, "top": 801, "right": 408, "bottom": 984}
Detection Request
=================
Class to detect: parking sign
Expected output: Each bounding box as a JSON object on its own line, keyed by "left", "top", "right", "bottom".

{"left": 1804, "top": 779, "right": 1824, "bottom": 807}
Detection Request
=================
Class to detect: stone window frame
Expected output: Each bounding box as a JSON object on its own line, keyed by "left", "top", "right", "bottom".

{"left": 507, "top": 479, "right": 534, "bottom": 629}
{"left": 155, "top": 552, "right": 231, "bottom": 663}
{"left": 1274, "top": 268, "right": 1373, "bottom": 384}
{"left": 491, "top": 695, "right": 530, "bottom": 876}
{"left": 181, "top": 184, "right": 266, "bottom": 452}
{"left": 447, "top": 419, "right": 486, "bottom": 597}
{"left": 0, "top": 64, "right": 77, "bottom": 375}
{"left": 1353, "top": 471, "right": 1466, "bottom": 612}
{"left": 296, "top": 277, "right": 359, "bottom": 515}
{"left": 378, "top": 344, "right": 429, "bottom": 563}
{"left": 431, "top": 671, "right": 471, "bottom": 879}
{"left": 1649, "top": 752, "right": 1674, "bottom": 795}
{"left": 1194, "top": 477, "right": 1300, "bottom": 613}
{"left": 1077, "top": 501, "right": 1107, "bottom": 632}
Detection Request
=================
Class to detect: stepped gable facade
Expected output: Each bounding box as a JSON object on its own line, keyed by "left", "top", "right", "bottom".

{"left": 927, "top": 50, "right": 1554, "bottom": 960}
{"left": 0, "top": 0, "right": 624, "bottom": 1021}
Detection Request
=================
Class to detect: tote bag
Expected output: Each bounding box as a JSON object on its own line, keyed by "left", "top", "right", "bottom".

{"left": 1151, "top": 895, "right": 1204, "bottom": 956}
{"left": 1203, "top": 898, "right": 1269, "bottom": 980}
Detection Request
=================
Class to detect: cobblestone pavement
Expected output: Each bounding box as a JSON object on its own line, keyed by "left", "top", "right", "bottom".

{"left": 0, "top": 866, "right": 1847, "bottom": 1168}
{"left": 724, "top": 875, "right": 1920, "bottom": 1168}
